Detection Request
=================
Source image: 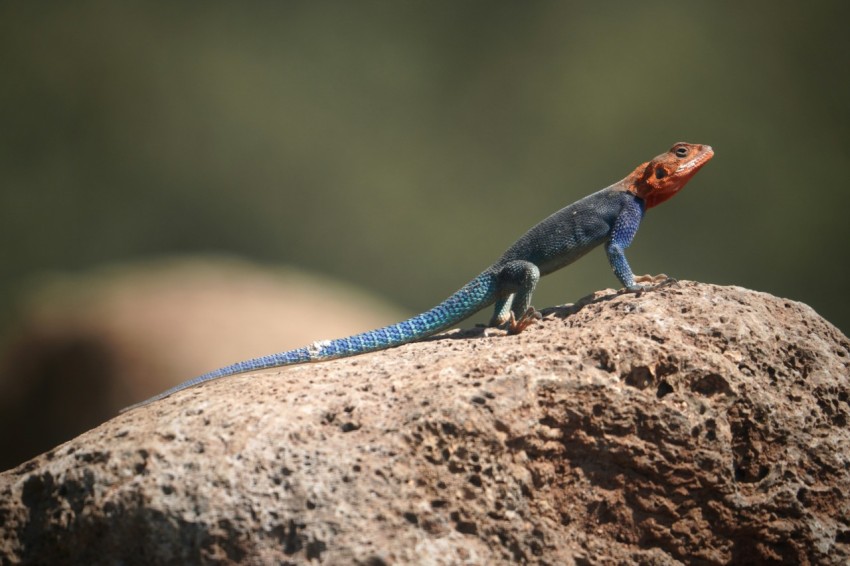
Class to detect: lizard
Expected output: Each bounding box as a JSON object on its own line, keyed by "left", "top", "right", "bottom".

{"left": 121, "top": 141, "right": 713, "bottom": 412}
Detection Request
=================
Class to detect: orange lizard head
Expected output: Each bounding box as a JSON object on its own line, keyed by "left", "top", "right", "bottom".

{"left": 626, "top": 142, "right": 714, "bottom": 209}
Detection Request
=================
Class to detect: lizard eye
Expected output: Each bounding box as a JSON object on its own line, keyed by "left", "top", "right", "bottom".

{"left": 675, "top": 146, "right": 689, "bottom": 158}
{"left": 655, "top": 167, "right": 667, "bottom": 179}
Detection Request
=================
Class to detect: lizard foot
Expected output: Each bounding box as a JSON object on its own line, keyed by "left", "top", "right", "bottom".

{"left": 621, "top": 274, "right": 679, "bottom": 295}
{"left": 507, "top": 307, "right": 542, "bottom": 335}
{"left": 634, "top": 273, "right": 674, "bottom": 285}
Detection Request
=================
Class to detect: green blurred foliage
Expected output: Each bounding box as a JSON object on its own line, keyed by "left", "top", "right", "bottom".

{"left": 1, "top": 1, "right": 848, "bottom": 332}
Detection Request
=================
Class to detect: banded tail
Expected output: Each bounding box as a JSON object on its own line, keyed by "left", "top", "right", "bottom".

{"left": 121, "top": 272, "right": 497, "bottom": 412}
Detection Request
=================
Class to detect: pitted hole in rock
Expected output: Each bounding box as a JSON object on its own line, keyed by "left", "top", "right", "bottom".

{"left": 277, "top": 519, "right": 304, "bottom": 556}
{"left": 704, "top": 418, "right": 718, "bottom": 441}
{"left": 656, "top": 380, "right": 674, "bottom": 398}
{"left": 734, "top": 462, "right": 769, "bottom": 483}
{"left": 814, "top": 386, "right": 850, "bottom": 427}
{"left": 451, "top": 511, "right": 478, "bottom": 535}
{"left": 692, "top": 373, "right": 733, "bottom": 397}
{"left": 729, "top": 401, "right": 772, "bottom": 483}
{"left": 655, "top": 361, "right": 678, "bottom": 378}
{"left": 783, "top": 345, "right": 815, "bottom": 379}
{"left": 305, "top": 538, "right": 327, "bottom": 560}
{"left": 591, "top": 348, "right": 616, "bottom": 372}
{"left": 622, "top": 366, "right": 653, "bottom": 390}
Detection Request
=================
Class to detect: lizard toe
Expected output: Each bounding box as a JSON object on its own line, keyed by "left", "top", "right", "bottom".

{"left": 508, "top": 307, "right": 541, "bottom": 335}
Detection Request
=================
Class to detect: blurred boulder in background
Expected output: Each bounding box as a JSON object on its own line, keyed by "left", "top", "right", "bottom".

{"left": 0, "top": 257, "right": 404, "bottom": 471}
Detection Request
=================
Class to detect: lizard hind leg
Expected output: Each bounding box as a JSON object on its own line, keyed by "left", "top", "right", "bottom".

{"left": 490, "top": 260, "right": 541, "bottom": 334}
{"left": 489, "top": 293, "right": 515, "bottom": 327}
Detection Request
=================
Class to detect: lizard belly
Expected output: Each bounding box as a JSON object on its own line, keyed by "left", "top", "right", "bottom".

{"left": 535, "top": 237, "right": 604, "bottom": 276}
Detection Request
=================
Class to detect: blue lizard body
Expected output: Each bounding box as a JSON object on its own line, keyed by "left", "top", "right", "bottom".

{"left": 122, "top": 142, "right": 713, "bottom": 412}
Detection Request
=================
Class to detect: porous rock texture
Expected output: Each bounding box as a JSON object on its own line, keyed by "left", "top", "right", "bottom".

{"left": 1, "top": 281, "right": 849, "bottom": 565}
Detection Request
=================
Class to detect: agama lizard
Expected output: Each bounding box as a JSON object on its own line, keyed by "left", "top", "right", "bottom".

{"left": 122, "top": 142, "right": 713, "bottom": 412}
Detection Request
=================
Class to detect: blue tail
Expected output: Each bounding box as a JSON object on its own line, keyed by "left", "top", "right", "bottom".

{"left": 121, "top": 272, "right": 497, "bottom": 412}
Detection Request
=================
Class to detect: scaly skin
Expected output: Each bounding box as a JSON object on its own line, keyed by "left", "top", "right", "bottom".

{"left": 122, "top": 142, "right": 713, "bottom": 412}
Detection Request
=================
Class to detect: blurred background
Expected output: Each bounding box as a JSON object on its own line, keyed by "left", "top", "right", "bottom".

{"left": 1, "top": 1, "right": 848, "bottom": 469}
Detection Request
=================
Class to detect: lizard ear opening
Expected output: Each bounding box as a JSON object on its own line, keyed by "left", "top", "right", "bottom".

{"left": 654, "top": 167, "right": 667, "bottom": 180}
{"left": 634, "top": 161, "right": 652, "bottom": 183}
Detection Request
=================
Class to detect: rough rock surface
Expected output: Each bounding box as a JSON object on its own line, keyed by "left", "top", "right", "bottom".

{"left": 1, "top": 281, "right": 849, "bottom": 565}
{"left": 0, "top": 257, "right": 403, "bottom": 470}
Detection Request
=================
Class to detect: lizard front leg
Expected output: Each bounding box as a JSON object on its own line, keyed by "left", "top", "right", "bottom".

{"left": 606, "top": 242, "right": 677, "bottom": 293}
{"left": 604, "top": 196, "right": 673, "bottom": 293}
{"left": 605, "top": 239, "right": 642, "bottom": 291}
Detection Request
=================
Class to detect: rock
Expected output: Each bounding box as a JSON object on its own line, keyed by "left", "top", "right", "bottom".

{"left": 0, "top": 257, "right": 404, "bottom": 472}
{"left": 1, "top": 281, "right": 848, "bottom": 565}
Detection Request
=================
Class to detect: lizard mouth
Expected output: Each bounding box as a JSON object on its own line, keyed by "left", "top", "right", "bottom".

{"left": 675, "top": 146, "right": 714, "bottom": 175}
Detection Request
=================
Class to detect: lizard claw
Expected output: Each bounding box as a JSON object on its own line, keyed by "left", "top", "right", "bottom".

{"left": 652, "top": 275, "right": 678, "bottom": 289}
{"left": 621, "top": 274, "right": 678, "bottom": 295}
{"left": 508, "top": 307, "right": 542, "bottom": 335}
